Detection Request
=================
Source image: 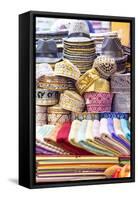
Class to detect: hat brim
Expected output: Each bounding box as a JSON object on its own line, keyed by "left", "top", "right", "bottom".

{"left": 115, "top": 55, "right": 128, "bottom": 63}
{"left": 64, "top": 37, "right": 92, "bottom": 43}
{"left": 36, "top": 57, "right": 62, "bottom": 64}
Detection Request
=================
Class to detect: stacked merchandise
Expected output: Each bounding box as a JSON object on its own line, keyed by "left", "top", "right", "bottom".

{"left": 63, "top": 20, "right": 96, "bottom": 74}
{"left": 101, "top": 37, "right": 128, "bottom": 73}
{"left": 35, "top": 20, "right": 131, "bottom": 183}
{"left": 36, "top": 39, "right": 63, "bottom": 69}
{"left": 35, "top": 114, "right": 131, "bottom": 182}
{"left": 90, "top": 31, "right": 118, "bottom": 55}
{"left": 36, "top": 30, "right": 68, "bottom": 53}
{"left": 36, "top": 156, "right": 118, "bottom": 182}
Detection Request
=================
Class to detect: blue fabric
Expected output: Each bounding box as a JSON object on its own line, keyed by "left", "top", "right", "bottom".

{"left": 107, "top": 118, "right": 130, "bottom": 150}
{"left": 120, "top": 119, "right": 131, "bottom": 141}
{"left": 100, "top": 113, "right": 129, "bottom": 120}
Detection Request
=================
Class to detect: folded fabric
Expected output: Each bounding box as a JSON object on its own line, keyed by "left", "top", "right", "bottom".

{"left": 36, "top": 125, "right": 55, "bottom": 139}
{"left": 86, "top": 119, "right": 120, "bottom": 156}
{"left": 75, "top": 120, "right": 114, "bottom": 156}
{"left": 107, "top": 118, "right": 130, "bottom": 150}
{"left": 36, "top": 149, "right": 54, "bottom": 155}
{"left": 56, "top": 122, "right": 92, "bottom": 155}
{"left": 36, "top": 138, "right": 69, "bottom": 155}
{"left": 44, "top": 124, "right": 71, "bottom": 155}
{"left": 120, "top": 118, "right": 131, "bottom": 141}
{"left": 36, "top": 146, "right": 56, "bottom": 155}
{"left": 99, "top": 118, "right": 130, "bottom": 156}
{"left": 84, "top": 120, "right": 116, "bottom": 156}
{"left": 68, "top": 120, "right": 82, "bottom": 147}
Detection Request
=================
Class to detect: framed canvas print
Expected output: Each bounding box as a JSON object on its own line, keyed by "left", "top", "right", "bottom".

{"left": 19, "top": 11, "right": 135, "bottom": 189}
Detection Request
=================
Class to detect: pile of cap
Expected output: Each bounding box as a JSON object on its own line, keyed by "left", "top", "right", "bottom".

{"left": 76, "top": 55, "right": 117, "bottom": 112}
{"left": 63, "top": 20, "right": 96, "bottom": 74}
{"left": 101, "top": 37, "right": 128, "bottom": 73}
{"left": 36, "top": 39, "right": 63, "bottom": 69}
{"left": 91, "top": 31, "right": 118, "bottom": 55}
{"left": 36, "top": 52, "right": 83, "bottom": 125}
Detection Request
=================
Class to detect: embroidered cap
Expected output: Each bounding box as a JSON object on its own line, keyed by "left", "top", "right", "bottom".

{"left": 59, "top": 90, "right": 85, "bottom": 112}
{"left": 55, "top": 59, "right": 81, "bottom": 81}
{"left": 111, "top": 73, "right": 130, "bottom": 93}
{"left": 36, "top": 89, "right": 59, "bottom": 106}
{"left": 84, "top": 92, "right": 113, "bottom": 113}
{"left": 93, "top": 55, "right": 117, "bottom": 79}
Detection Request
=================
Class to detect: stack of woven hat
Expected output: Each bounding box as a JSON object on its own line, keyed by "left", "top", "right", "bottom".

{"left": 101, "top": 37, "right": 128, "bottom": 73}
{"left": 91, "top": 31, "right": 118, "bottom": 55}
{"left": 101, "top": 37, "right": 130, "bottom": 113}
{"left": 36, "top": 55, "right": 83, "bottom": 125}
{"left": 63, "top": 20, "right": 96, "bottom": 74}
{"left": 36, "top": 39, "right": 63, "bottom": 69}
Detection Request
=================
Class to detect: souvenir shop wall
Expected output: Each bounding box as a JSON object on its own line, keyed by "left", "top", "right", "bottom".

{"left": 35, "top": 17, "right": 131, "bottom": 184}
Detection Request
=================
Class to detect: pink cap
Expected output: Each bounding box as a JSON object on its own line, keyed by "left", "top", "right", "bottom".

{"left": 84, "top": 92, "right": 113, "bottom": 113}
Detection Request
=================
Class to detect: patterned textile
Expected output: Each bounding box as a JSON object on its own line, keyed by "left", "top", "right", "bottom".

{"left": 36, "top": 89, "right": 59, "bottom": 106}
{"left": 36, "top": 106, "right": 47, "bottom": 126}
{"left": 84, "top": 92, "right": 113, "bottom": 112}
{"left": 93, "top": 55, "right": 117, "bottom": 79}
{"left": 112, "top": 93, "right": 130, "bottom": 113}
{"left": 59, "top": 90, "right": 85, "bottom": 112}
{"left": 111, "top": 73, "right": 130, "bottom": 93}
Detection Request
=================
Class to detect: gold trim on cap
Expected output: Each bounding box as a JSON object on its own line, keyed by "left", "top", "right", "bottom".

{"left": 76, "top": 68, "right": 100, "bottom": 95}
{"left": 55, "top": 59, "right": 81, "bottom": 81}
{"left": 59, "top": 90, "right": 85, "bottom": 113}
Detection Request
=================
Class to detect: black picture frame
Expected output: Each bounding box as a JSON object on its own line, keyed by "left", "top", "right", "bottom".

{"left": 19, "top": 10, "right": 135, "bottom": 189}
